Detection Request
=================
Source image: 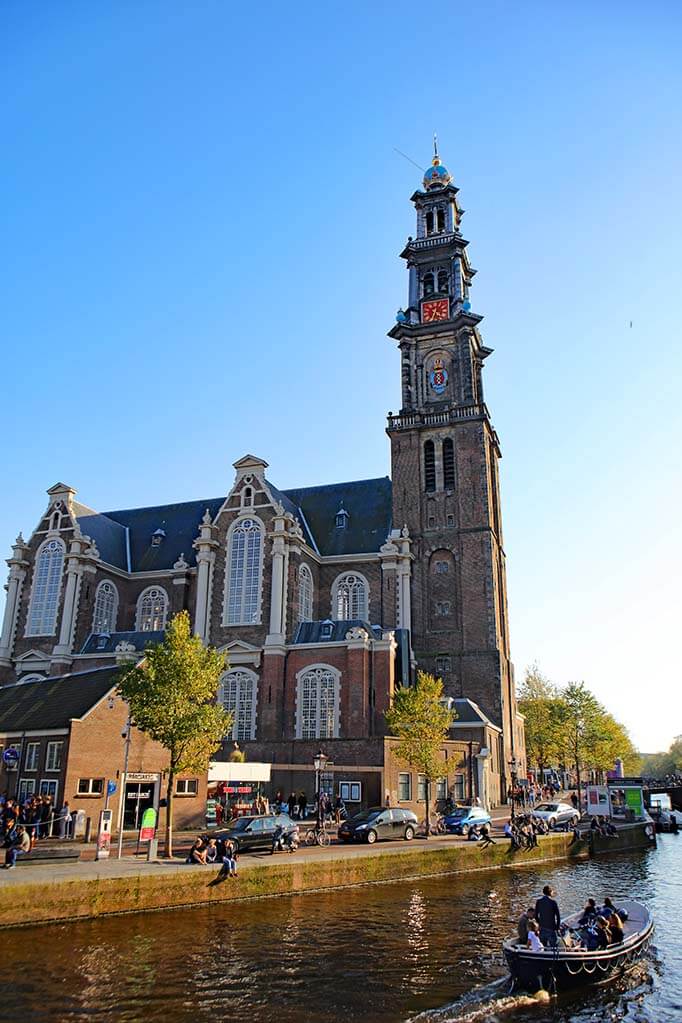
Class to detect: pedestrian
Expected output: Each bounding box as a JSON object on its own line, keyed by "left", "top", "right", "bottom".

{"left": 297, "top": 791, "right": 307, "bottom": 820}
{"left": 334, "top": 794, "right": 346, "bottom": 824}
{"left": 58, "top": 800, "right": 71, "bottom": 839}
{"left": 287, "top": 792, "right": 297, "bottom": 819}
{"left": 4, "top": 825, "right": 30, "bottom": 869}
{"left": 478, "top": 824, "right": 495, "bottom": 848}
{"left": 535, "top": 884, "right": 561, "bottom": 947}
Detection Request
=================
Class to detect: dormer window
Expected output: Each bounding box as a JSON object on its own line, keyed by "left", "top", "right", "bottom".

{"left": 335, "top": 506, "right": 349, "bottom": 529}
{"left": 321, "top": 620, "right": 334, "bottom": 640}
{"left": 151, "top": 528, "right": 166, "bottom": 548}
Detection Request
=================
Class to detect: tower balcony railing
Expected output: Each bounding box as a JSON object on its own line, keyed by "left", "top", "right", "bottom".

{"left": 386, "top": 403, "right": 489, "bottom": 431}
{"left": 410, "top": 231, "right": 459, "bottom": 251}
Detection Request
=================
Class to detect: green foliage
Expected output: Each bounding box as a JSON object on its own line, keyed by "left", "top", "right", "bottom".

{"left": 385, "top": 672, "right": 455, "bottom": 835}
{"left": 640, "top": 736, "right": 682, "bottom": 777}
{"left": 519, "top": 667, "right": 639, "bottom": 791}
{"left": 118, "top": 611, "right": 232, "bottom": 856}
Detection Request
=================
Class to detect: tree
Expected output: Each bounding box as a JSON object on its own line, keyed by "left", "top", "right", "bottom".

{"left": 118, "top": 611, "right": 232, "bottom": 857}
{"left": 517, "top": 665, "right": 564, "bottom": 777}
{"left": 384, "top": 671, "right": 455, "bottom": 838}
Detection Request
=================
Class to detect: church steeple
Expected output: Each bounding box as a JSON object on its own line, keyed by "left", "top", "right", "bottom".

{"left": 388, "top": 148, "right": 491, "bottom": 415}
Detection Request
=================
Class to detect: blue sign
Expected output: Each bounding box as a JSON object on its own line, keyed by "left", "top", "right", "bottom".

{"left": 2, "top": 748, "right": 20, "bottom": 766}
{"left": 107, "top": 780, "right": 117, "bottom": 796}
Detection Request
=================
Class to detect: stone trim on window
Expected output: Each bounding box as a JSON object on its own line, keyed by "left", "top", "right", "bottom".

{"left": 295, "top": 664, "right": 341, "bottom": 740}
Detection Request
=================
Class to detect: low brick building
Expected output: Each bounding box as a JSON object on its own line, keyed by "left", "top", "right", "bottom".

{"left": 0, "top": 667, "right": 205, "bottom": 834}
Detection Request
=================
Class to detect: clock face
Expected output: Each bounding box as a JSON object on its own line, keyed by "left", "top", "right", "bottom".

{"left": 421, "top": 298, "right": 449, "bottom": 323}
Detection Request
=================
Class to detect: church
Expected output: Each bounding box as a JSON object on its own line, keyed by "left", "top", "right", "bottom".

{"left": 0, "top": 151, "right": 525, "bottom": 818}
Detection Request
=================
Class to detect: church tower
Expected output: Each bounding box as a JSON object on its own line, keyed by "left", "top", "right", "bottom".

{"left": 387, "top": 146, "right": 521, "bottom": 787}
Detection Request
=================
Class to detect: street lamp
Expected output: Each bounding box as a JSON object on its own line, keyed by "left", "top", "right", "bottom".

{"left": 314, "top": 749, "right": 328, "bottom": 828}
{"left": 116, "top": 715, "right": 132, "bottom": 859}
{"left": 509, "top": 755, "right": 518, "bottom": 822}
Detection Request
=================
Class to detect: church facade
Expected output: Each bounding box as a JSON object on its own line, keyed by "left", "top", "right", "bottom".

{"left": 0, "top": 152, "right": 525, "bottom": 813}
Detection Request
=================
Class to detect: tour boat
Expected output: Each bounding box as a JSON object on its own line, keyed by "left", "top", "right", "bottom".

{"left": 503, "top": 900, "right": 653, "bottom": 993}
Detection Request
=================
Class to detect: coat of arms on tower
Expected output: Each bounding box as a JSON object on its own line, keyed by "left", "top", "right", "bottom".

{"left": 429, "top": 358, "right": 448, "bottom": 395}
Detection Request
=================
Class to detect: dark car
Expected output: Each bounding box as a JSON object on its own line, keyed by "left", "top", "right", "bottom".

{"left": 209, "top": 813, "right": 294, "bottom": 853}
{"left": 337, "top": 807, "right": 418, "bottom": 844}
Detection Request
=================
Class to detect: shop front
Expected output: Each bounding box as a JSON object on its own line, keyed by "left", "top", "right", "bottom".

{"left": 207, "top": 761, "right": 271, "bottom": 825}
{"left": 122, "top": 772, "right": 160, "bottom": 831}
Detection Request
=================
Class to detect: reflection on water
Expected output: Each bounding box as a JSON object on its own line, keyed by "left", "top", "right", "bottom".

{"left": 3, "top": 836, "right": 681, "bottom": 1022}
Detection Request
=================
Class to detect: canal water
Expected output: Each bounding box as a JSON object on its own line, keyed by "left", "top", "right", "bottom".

{"left": 3, "top": 835, "right": 681, "bottom": 1022}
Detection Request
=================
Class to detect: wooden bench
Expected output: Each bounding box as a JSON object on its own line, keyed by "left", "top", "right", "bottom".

{"left": 14, "top": 847, "right": 80, "bottom": 865}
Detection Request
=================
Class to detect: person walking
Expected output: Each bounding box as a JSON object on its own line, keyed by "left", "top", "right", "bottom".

{"left": 535, "top": 884, "right": 561, "bottom": 947}
{"left": 297, "top": 791, "right": 307, "bottom": 820}
{"left": 287, "top": 792, "right": 297, "bottom": 819}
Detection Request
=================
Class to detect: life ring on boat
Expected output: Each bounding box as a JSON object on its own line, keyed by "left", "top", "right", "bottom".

{"left": 645, "top": 824, "right": 655, "bottom": 839}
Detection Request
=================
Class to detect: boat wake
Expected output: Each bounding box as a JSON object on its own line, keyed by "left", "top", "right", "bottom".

{"left": 407, "top": 976, "right": 552, "bottom": 1022}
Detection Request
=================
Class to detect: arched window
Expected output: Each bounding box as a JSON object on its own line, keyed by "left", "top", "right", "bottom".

{"left": 92, "top": 581, "right": 118, "bottom": 634}
{"left": 218, "top": 669, "right": 258, "bottom": 741}
{"left": 437, "top": 208, "right": 445, "bottom": 233}
{"left": 425, "top": 210, "right": 434, "bottom": 235}
{"left": 224, "top": 517, "right": 264, "bottom": 625}
{"left": 437, "top": 268, "right": 449, "bottom": 293}
{"left": 296, "top": 665, "right": 340, "bottom": 739}
{"left": 333, "top": 573, "right": 369, "bottom": 621}
{"left": 241, "top": 486, "right": 253, "bottom": 508}
{"left": 443, "top": 437, "right": 455, "bottom": 488}
{"left": 424, "top": 440, "right": 436, "bottom": 492}
{"left": 26, "top": 539, "right": 65, "bottom": 636}
{"left": 298, "top": 564, "right": 313, "bottom": 623}
{"left": 136, "top": 587, "right": 168, "bottom": 632}
{"left": 422, "top": 271, "right": 435, "bottom": 297}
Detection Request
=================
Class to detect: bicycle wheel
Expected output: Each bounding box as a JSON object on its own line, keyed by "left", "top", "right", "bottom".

{"left": 316, "top": 830, "right": 330, "bottom": 847}
{"left": 305, "top": 829, "right": 318, "bottom": 846}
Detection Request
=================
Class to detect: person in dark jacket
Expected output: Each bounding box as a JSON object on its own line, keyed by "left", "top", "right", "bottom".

{"left": 578, "top": 898, "right": 598, "bottom": 926}
{"left": 535, "top": 884, "right": 561, "bottom": 946}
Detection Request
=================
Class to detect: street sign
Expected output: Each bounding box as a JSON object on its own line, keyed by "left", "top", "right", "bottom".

{"left": 139, "top": 806, "right": 157, "bottom": 842}
{"left": 2, "top": 748, "right": 20, "bottom": 770}
{"left": 107, "top": 780, "right": 117, "bottom": 796}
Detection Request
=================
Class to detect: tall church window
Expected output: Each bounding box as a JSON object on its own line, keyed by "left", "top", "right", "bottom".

{"left": 422, "top": 271, "right": 435, "bottom": 297}
{"left": 93, "top": 580, "right": 118, "bottom": 634}
{"left": 136, "top": 587, "right": 168, "bottom": 631}
{"left": 437, "top": 208, "right": 445, "bottom": 233}
{"left": 437, "top": 268, "right": 449, "bottom": 294}
{"left": 424, "top": 440, "right": 436, "bottom": 492}
{"left": 218, "top": 669, "right": 257, "bottom": 741}
{"left": 333, "top": 573, "right": 369, "bottom": 621}
{"left": 298, "top": 564, "right": 314, "bottom": 623}
{"left": 26, "top": 539, "right": 65, "bottom": 636}
{"left": 425, "top": 210, "right": 434, "bottom": 235}
{"left": 296, "top": 665, "right": 340, "bottom": 739}
{"left": 443, "top": 438, "right": 455, "bottom": 488}
{"left": 225, "top": 517, "right": 264, "bottom": 625}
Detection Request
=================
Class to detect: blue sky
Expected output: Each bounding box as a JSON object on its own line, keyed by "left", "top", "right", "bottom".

{"left": 2, "top": 2, "right": 680, "bottom": 752}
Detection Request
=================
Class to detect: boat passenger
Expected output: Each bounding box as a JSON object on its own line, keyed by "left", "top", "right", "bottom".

{"left": 600, "top": 896, "right": 628, "bottom": 921}
{"left": 608, "top": 913, "right": 625, "bottom": 944}
{"left": 578, "top": 898, "right": 598, "bottom": 926}
{"left": 517, "top": 907, "right": 535, "bottom": 944}
{"left": 594, "top": 917, "right": 611, "bottom": 949}
{"left": 535, "top": 885, "right": 561, "bottom": 947}
{"left": 526, "top": 919, "right": 545, "bottom": 952}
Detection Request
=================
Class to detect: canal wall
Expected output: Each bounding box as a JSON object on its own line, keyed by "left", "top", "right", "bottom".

{"left": 0, "top": 833, "right": 589, "bottom": 929}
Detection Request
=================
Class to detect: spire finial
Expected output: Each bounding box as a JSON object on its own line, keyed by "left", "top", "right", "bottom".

{"left": 433, "top": 133, "right": 439, "bottom": 165}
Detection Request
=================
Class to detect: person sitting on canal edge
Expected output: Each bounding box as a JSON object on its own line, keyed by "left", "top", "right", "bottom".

{"left": 535, "top": 884, "right": 561, "bottom": 947}
{"left": 478, "top": 824, "right": 495, "bottom": 848}
{"left": 218, "top": 838, "right": 238, "bottom": 879}
{"left": 187, "top": 836, "right": 207, "bottom": 865}
{"left": 4, "top": 824, "right": 31, "bottom": 868}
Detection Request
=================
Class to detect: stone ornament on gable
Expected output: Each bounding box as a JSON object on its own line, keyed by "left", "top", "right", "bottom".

{"left": 273, "top": 500, "right": 285, "bottom": 516}
{"left": 380, "top": 539, "right": 399, "bottom": 555}
{"left": 173, "top": 553, "right": 189, "bottom": 570}
{"left": 115, "top": 640, "right": 136, "bottom": 653}
{"left": 202, "top": 508, "right": 213, "bottom": 525}
{"left": 345, "top": 626, "right": 368, "bottom": 641}
{"left": 85, "top": 540, "right": 100, "bottom": 560}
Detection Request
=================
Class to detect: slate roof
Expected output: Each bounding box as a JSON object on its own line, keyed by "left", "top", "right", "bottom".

{"left": 293, "top": 620, "right": 382, "bottom": 644}
{"left": 452, "top": 698, "right": 500, "bottom": 729}
{"left": 0, "top": 667, "right": 121, "bottom": 732}
{"left": 73, "top": 475, "right": 393, "bottom": 572}
{"left": 80, "top": 631, "right": 165, "bottom": 655}
{"left": 283, "top": 477, "right": 392, "bottom": 556}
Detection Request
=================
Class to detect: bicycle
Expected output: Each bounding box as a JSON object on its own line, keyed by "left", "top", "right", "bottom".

{"left": 305, "top": 821, "right": 332, "bottom": 847}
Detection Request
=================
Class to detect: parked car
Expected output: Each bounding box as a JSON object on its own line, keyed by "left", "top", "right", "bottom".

{"left": 208, "top": 813, "right": 294, "bottom": 853}
{"left": 531, "top": 802, "right": 579, "bottom": 829}
{"left": 443, "top": 805, "right": 491, "bottom": 835}
{"left": 338, "top": 807, "right": 418, "bottom": 844}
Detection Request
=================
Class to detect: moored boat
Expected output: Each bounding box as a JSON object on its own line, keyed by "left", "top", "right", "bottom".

{"left": 503, "top": 899, "right": 653, "bottom": 993}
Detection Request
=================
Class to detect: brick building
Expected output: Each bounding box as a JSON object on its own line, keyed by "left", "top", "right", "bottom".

{"left": 0, "top": 667, "right": 205, "bottom": 831}
{"left": 0, "top": 151, "right": 524, "bottom": 817}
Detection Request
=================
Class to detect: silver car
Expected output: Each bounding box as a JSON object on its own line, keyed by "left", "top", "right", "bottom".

{"left": 531, "top": 801, "right": 579, "bottom": 829}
